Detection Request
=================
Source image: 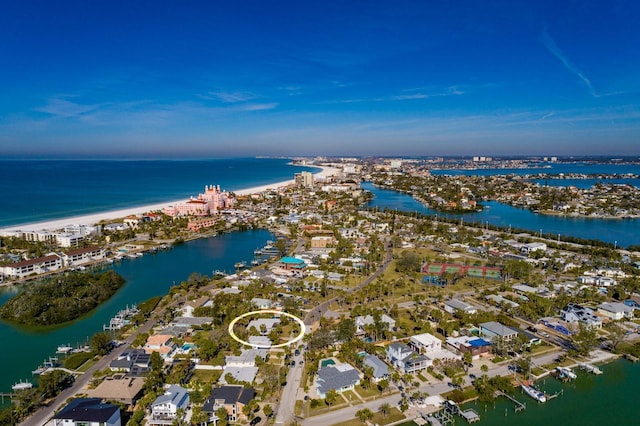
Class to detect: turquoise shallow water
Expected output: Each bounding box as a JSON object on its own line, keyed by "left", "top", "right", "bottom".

{"left": 463, "top": 359, "right": 640, "bottom": 425}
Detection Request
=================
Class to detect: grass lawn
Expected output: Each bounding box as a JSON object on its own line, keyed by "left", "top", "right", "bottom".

{"left": 341, "top": 390, "right": 359, "bottom": 402}
{"left": 191, "top": 369, "right": 221, "bottom": 383}
{"left": 371, "top": 407, "right": 405, "bottom": 425}
{"left": 355, "top": 385, "right": 379, "bottom": 398}
{"left": 417, "top": 373, "right": 429, "bottom": 382}
{"left": 331, "top": 407, "right": 405, "bottom": 426}
{"left": 76, "top": 357, "right": 99, "bottom": 373}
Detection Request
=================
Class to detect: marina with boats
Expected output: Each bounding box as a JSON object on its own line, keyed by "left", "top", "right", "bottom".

{"left": 102, "top": 304, "right": 140, "bottom": 331}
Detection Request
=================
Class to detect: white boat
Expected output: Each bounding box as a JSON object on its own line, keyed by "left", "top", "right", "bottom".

{"left": 521, "top": 383, "right": 546, "bottom": 403}
{"left": 12, "top": 380, "right": 33, "bottom": 391}
{"left": 56, "top": 344, "right": 73, "bottom": 354}
{"left": 557, "top": 366, "right": 577, "bottom": 380}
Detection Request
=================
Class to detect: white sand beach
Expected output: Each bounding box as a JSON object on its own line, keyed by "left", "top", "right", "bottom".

{"left": 0, "top": 165, "right": 339, "bottom": 233}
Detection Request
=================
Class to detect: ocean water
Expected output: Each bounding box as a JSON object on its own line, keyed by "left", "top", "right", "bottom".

{"left": 0, "top": 158, "right": 317, "bottom": 227}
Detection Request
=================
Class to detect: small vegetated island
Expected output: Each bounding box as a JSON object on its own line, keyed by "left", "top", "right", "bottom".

{"left": 0, "top": 270, "right": 125, "bottom": 327}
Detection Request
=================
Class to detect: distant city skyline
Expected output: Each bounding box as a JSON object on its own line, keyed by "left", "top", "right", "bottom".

{"left": 1, "top": 0, "right": 638, "bottom": 158}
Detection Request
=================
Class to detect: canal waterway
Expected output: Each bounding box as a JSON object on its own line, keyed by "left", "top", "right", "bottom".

{"left": 362, "top": 183, "right": 640, "bottom": 248}
{"left": 430, "top": 162, "right": 640, "bottom": 177}
{"left": 461, "top": 359, "right": 640, "bottom": 425}
{"left": 0, "top": 229, "right": 273, "bottom": 396}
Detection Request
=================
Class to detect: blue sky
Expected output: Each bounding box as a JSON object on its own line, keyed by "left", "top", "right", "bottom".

{"left": 0, "top": 0, "right": 638, "bottom": 158}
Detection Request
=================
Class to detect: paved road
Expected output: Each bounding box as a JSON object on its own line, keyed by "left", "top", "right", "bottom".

{"left": 21, "top": 311, "right": 159, "bottom": 426}
{"left": 274, "top": 350, "right": 306, "bottom": 426}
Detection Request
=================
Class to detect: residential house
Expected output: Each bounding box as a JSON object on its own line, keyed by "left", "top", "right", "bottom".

{"left": 87, "top": 377, "right": 145, "bottom": 406}
{"left": 247, "top": 318, "right": 280, "bottom": 335}
{"left": 385, "top": 342, "right": 430, "bottom": 373}
{"left": 409, "top": 333, "right": 461, "bottom": 362}
{"left": 148, "top": 385, "right": 190, "bottom": 426}
{"left": 203, "top": 386, "right": 256, "bottom": 423}
{"left": 597, "top": 302, "right": 635, "bottom": 320}
{"left": 109, "top": 349, "right": 151, "bottom": 376}
{"left": 52, "top": 398, "right": 121, "bottom": 426}
{"left": 479, "top": 321, "right": 519, "bottom": 342}
{"left": 181, "top": 296, "right": 211, "bottom": 317}
{"left": 144, "top": 334, "right": 177, "bottom": 359}
{"left": 446, "top": 336, "right": 492, "bottom": 359}
{"left": 251, "top": 298, "right": 272, "bottom": 309}
{"left": 355, "top": 314, "right": 396, "bottom": 336}
{"left": 362, "top": 354, "right": 389, "bottom": 382}
{"left": 316, "top": 363, "right": 361, "bottom": 398}
{"left": 560, "top": 304, "right": 603, "bottom": 329}
{"left": 443, "top": 299, "right": 477, "bottom": 315}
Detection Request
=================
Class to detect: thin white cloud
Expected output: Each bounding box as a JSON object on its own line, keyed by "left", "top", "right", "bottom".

{"left": 321, "top": 85, "right": 464, "bottom": 104}
{"left": 200, "top": 91, "right": 258, "bottom": 103}
{"left": 35, "top": 97, "right": 102, "bottom": 118}
{"left": 235, "top": 103, "right": 278, "bottom": 111}
{"left": 540, "top": 30, "right": 599, "bottom": 97}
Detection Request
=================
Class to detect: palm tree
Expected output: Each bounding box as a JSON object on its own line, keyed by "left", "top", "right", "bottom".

{"left": 379, "top": 402, "right": 391, "bottom": 418}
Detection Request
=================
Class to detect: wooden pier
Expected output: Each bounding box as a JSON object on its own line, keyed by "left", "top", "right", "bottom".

{"left": 495, "top": 390, "right": 526, "bottom": 412}
{"left": 0, "top": 393, "right": 16, "bottom": 403}
{"left": 579, "top": 363, "right": 603, "bottom": 375}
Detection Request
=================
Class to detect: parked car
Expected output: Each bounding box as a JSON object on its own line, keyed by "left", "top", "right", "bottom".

{"left": 250, "top": 417, "right": 262, "bottom": 426}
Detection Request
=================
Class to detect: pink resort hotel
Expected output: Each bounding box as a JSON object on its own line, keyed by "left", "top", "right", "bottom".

{"left": 163, "top": 185, "right": 235, "bottom": 218}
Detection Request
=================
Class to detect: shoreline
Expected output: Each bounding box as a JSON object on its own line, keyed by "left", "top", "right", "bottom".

{"left": 0, "top": 165, "right": 339, "bottom": 233}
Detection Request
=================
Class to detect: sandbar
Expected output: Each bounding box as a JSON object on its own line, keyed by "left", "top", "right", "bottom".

{"left": 0, "top": 165, "right": 339, "bottom": 233}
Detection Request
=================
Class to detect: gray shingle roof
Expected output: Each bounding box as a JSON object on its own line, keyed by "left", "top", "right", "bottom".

{"left": 316, "top": 364, "right": 360, "bottom": 396}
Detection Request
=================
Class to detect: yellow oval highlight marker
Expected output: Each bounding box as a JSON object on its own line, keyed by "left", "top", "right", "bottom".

{"left": 228, "top": 309, "right": 306, "bottom": 348}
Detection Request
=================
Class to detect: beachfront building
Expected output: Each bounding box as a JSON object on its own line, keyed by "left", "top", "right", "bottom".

{"left": 164, "top": 198, "right": 209, "bottom": 217}
{"left": 294, "top": 171, "right": 314, "bottom": 188}
{"left": 52, "top": 398, "right": 121, "bottom": 426}
{"left": 56, "top": 232, "right": 85, "bottom": 247}
{"left": 164, "top": 185, "right": 235, "bottom": 218}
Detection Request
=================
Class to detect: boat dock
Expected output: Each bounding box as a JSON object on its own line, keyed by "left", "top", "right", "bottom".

{"left": 552, "top": 366, "right": 577, "bottom": 382}
{"left": 103, "top": 304, "right": 139, "bottom": 331}
{"left": 579, "top": 363, "right": 603, "bottom": 375}
{"left": 0, "top": 392, "right": 16, "bottom": 403}
{"left": 443, "top": 400, "right": 480, "bottom": 423}
{"left": 495, "top": 390, "right": 526, "bottom": 412}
